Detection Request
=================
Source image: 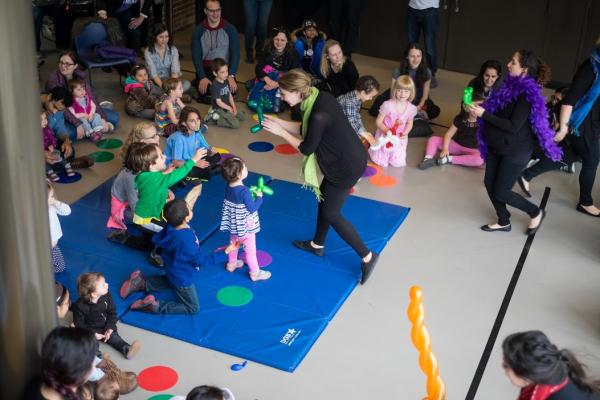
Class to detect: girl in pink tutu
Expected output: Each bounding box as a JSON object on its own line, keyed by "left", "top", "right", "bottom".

{"left": 368, "top": 75, "right": 417, "bottom": 167}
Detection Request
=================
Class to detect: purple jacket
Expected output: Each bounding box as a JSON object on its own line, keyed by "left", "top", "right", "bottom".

{"left": 44, "top": 68, "right": 106, "bottom": 127}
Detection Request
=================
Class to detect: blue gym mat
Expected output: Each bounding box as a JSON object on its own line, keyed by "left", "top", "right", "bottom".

{"left": 120, "top": 179, "right": 410, "bottom": 371}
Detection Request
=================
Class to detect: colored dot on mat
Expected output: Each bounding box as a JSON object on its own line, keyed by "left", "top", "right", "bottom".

{"left": 219, "top": 153, "right": 237, "bottom": 164}
{"left": 248, "top": 141, "right": 274, "bottom": 152}
{"left": 215, "top": 147, "right": 230, "bottom": 154}
{"left": 274, "top": 143, "right": 299, "bottom": 155}
{"left": 96, "top": 138, "right": 123, "bottom": 149}
{"left": 138, "top": 366, "right": 178, "bottom": 392}
{"left": 349, "top": 187, "right": 355, "bottom": 194}
{"left": 369, "top": 174, "right": 397, "bottom": 188}
{"left": 241, "top": 250, "right": 272, "bottom": 267}
{"left": 362, "top": 166, "right": 378, "bottom": 178}
{"left": 89, "top": 151, "right": 115, "bottom": 163}
{"left": 146, "top": 395, "right": 174, "bottom": 400}
{"left": 56, "top": 171, "right": 82, "bottom": 184}
{"left": 217, "top": 286, "right": 254, "bottom": 307}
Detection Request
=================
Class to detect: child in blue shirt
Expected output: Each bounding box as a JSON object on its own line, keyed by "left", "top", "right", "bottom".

{"left": 165, "top": 106, "right": 222, "bottom": 184}
{"left": 120, "top": 198, "right": 238, "bottom": 314}
{"left": 220, "top": 157, "right": 271, "bottom": 281}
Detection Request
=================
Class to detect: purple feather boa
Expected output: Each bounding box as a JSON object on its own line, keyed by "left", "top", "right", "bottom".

{"left": 476, "top": 75, "right": 563, "bottom": 161}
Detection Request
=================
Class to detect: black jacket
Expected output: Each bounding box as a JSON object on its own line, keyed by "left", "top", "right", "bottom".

{"left": 482, "top": 94, "right": 536, "bottom": 156}
{"left": 255, "top": 50, "right": 298, "bottom": 79}
{"left": 298, "top": 91, "right": 367, "bottom": 188}
{"left": 71, "top": 292, "right": 118, "bottom": 333}
{"left": 548, "top": 381, "right": 600, "bottom": 400}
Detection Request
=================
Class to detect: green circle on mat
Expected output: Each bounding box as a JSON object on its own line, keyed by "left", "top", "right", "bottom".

{"left": 217, "top": 286, "right": 253, "bottom": 307}
{"left": 147, "top": 395, "right": 174, "bottom": 400}
{"left": 96, "top": 138, "right": 123, "bottom": 149}
{"left": 89, "top": 151, "right": 115, "bottom": 162}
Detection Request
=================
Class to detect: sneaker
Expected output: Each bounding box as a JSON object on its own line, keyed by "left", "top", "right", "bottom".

{"left": 106, "top": 122, "right": 115, "bottom": 133}
{"left": 292, "top": 240, "right": 324, "bottom": 256}
{"left": 559, "top": 162, "right": 575, "bottom": 174}
{"left": 148, "top": 249, "right": 164, "bottom": 268}
{"left": 250, "top": 270, "right": 271, "bottom": 281}
{"left": 123, "top": 340, "right": 141, "bottom": 359}
{"left": 107, "top": 229, "right": 129, "bottom": 244}
{"left": 226, "top": 259, "right": 244, "bottom": 272}
{"left": 436, "top": 156, "right": 450, "bottom": 165}
{"left": 119, "top": 270, "right": 146, "bottom": 299}
{"left": 70, "top": 155, "right": 94, "bottom": 169}
{"left": 90, "top": 131, "right": 103, "bottom": 142}
{"left": 418, "top": 157, "right": 436, "bottom": 170}
{"left": 131, "top": 295, "right": 159, "bottom": 313}
{"left": 47, "top": 170, "right": 60, "bottom": 182}
{"left": 360, "top": 251, "right": 379, "bottom": 284}
{"left": 99, "top": 101, "right": 114, "bottom": 109}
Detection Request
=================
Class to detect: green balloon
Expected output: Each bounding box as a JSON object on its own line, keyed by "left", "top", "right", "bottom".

{"left": 248, "top": 99, "right": 258, "bottom": 109}
{"left": 250, "top": 124, "right": 262, "bottom": 134}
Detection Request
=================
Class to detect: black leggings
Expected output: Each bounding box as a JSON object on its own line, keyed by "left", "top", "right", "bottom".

{"left": 313, "top": 179, "right": 369, "bottom": 258}
{"left": 124, "top": 218, "right": 166, "bottom": 251}
{"left": 522, "top": 135, "right": 599, "bottom": 206}
{"left": 484, "top": 152, "right": 540, "bottom": 226}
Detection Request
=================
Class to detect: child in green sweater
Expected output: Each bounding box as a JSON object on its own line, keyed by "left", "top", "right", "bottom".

{"left": 128, "top": 143, "right": 207, "bottom": 266}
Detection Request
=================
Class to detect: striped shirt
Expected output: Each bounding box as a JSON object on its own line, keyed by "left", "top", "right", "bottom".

{"left": 220, "top": 185, "right": 262, "bottom": 236}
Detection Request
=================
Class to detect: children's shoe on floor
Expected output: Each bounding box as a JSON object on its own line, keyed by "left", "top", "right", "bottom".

{"left": 226, "top": 259, "right": 244, "bottom": 272}
{"left": 107, "top": 229, "right": 128, "bottom": 244}
{"left": 250, "top": 270, "right": 271, "bottom": 281}
{"left": 147, "top": 249, "right": 164, "bottom": 268}
{"left": 120, "top": 270, "right": 146, "bottom": 298}
{"left": 90, "top": 132, "right": 103, "bottom": 142}
{"left": 123, "top": 340, "right": 141, "bottom": 359}
{"left": 418, "top": 157, "right": 436, "bottom": 170}
{"left": 130, "top": 295, "right": 159, "bottom": 313}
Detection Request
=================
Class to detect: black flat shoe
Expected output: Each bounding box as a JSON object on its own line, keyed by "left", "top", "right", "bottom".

{"left": 292, "top": 240, "right": 324, "bottom": 256}
{"left": 576, "top": 204, "right": 600, "bottom": 217}
{"left": 480, "top": 224, "right": 511, "bottom": 232}
{"left": 517, "top": 176, "right": 532, "bottom": 198}
{"left": 526, "top": 210, "right": 546, "bottom": 236}
{"left": 360, "top": 252, "right": 379, "bottom": 285}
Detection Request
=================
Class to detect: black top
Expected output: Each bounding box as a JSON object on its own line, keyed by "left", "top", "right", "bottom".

{"left": 323, "top": 60, "right": 359, "bottom": 98}
{"left": 562, "top": 59, "right": 600, "bottom": 148}
{"left": 255, "top": 50, "right": 298, "bottom": 79}
{"left": 71, "top": 292, "right": 118, "bottom": 333}
{"left": 452, "top": 114, "right": 479, "bottom": 149}
{"left": 548, "top": 381, "right": 600, "bottom": 400}
{"left": 21, "top": 377, "right": 47, "bottom": 400}
{"left": 210, "top": 79, "right": 231, "bottom": 109}
{"left": 482, "top": 94, "right": 536, "bottom": 156}
{"left": 298, "top": 91, "right": 367, "bottom": 188}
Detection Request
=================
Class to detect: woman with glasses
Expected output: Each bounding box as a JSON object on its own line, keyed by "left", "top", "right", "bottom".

{"left": 44, "top": 51, "right": 120, "bottom": 142}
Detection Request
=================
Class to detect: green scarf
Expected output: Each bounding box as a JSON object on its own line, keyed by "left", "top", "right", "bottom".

{"left": 299, "top": 87, "right": 322, "bottom": 200}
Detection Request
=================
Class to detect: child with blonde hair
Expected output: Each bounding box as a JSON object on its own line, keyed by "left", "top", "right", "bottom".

{"left": 368, "top": 75, "right": 417, "bottom": 167}
{"left": 155, "top": 77, "right": 185, "bottom": 136}
{"left": 72, "top": 272, "right": 141, "bottom": 359}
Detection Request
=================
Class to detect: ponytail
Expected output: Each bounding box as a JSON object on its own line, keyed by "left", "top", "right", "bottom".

{"left": 518, "top": 49, "right": 551, "bottom": 85}
{"left": 560, "top": 349, "right": 600, "bottom": 394}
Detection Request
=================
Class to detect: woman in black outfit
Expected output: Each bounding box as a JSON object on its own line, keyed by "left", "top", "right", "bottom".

{"left": 502, "top": 331, "right": 600, "bottom": 399}
{"left": 518, "top": 39, "right": 600, "bottom": 217}
{"left": 262, "top": 69, "right": 379, "bottom": 284}
{"left": 318, "top": 39, "right": 359, "bottom": 98}
{"left": 469, "top": 50, "right": 562, "bottom": 234}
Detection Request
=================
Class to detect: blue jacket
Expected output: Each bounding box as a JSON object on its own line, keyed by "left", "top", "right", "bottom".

{"left": 291, "top": 28, "right": 326, "bottom": 77}
{"left": 152, "top": 225, "right": 227, "bottom": 287}
{"left": 191, "top": 18, "right": 240, "bottom": 80}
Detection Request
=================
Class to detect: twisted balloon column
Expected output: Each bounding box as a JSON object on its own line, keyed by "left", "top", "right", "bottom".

{"left": 407, "top": 285, "right": 446, "bottom": 400}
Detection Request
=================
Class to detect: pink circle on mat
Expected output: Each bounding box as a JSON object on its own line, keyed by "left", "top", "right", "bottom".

{"left": 275, "top": 143, "right": 299, "bottom": 155}
{"left": 361, "top": 166, "right": 377, "bottom": 178}
{"left": 138, "top": 366, "right": 178, "bottom": 392}
{"left": 241, "top": 250, "right": 272, "bottom": 267}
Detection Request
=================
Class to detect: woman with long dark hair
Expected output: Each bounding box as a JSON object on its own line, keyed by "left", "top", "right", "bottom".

{"left": 470, "top": 50, "right": 562, "bottom": 234}
{"left": 144, "top": 23, "right": 191, "bottom": 93}
{"left": 503, "top": 330, "right": 600, "bottom": 399}
{"left": 468, "top": 59, "right": 503, "bottom": 100}
{"left": 262, "top": 69, "right": 379, "bottom": 284}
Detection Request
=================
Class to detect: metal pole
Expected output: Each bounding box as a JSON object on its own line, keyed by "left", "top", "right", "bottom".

{"left": 0, "top": 0, "right": 59, "bottom": 398}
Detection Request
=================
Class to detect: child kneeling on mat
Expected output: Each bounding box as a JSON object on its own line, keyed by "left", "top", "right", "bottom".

{"left": 120, "top": 199, "right": 239, "bottom": 314}
{"left": 220, "top": 158, "right": 271, "bottom": 281}
{"left": 72, "top": 272, "right": 141, "bottom": 359}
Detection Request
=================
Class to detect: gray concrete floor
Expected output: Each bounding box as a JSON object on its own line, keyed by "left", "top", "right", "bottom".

{"left": 38, "top": 29, "right": 600, "bottom": 400}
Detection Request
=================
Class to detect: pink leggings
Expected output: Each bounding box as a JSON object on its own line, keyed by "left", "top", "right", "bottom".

{"left": 424, "top": 136, "right": 484, "bottom": 167}
{"left": 228, "top": 232, "right": 259, "bottom": 274}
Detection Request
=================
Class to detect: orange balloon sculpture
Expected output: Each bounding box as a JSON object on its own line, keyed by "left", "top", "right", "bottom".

{"left": 407, "top": 285, "right": 446, "bottom": 400}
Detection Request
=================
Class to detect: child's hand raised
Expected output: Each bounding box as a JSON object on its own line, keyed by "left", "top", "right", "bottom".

{"left": 192, "top": 147, "right": 208, "bottom": 163}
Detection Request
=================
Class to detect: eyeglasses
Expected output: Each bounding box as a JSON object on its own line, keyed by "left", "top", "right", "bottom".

{"left": 205, "top": 7, "right": 221, "bottom": 13}
{"left": 59, "top": 61, "right": 75, "bottom": 67}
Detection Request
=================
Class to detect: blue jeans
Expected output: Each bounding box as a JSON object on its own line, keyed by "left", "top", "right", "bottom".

{"left": 62, "top": 107, "right": 120, "bottom": 141}
{"left": 406, "top": 7, "right": 438, "bottom": 75}
{"left": 79, "top": 113, "right": 104, "bottom": 135}
{"left": 145, "top": 275, "right": 200, "bottom": 314}
{"left": 243, "top": 0, "right": 273, "bottom": 56}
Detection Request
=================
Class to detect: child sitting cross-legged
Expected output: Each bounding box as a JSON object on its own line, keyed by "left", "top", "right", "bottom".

{"left": 206, "top": 58, "right": 246, "bottom": 128}
{"left": 120, "top": 198, "right": 239, "bottom": 314}
{"left": 72, "top": 272, "right": 141, "bottom": 359}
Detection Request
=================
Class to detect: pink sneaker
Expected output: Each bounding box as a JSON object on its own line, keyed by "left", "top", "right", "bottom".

{"left": 120, "top": 270, "right": 146, "bottom": 299}
{"left": 250, "top": 270, "right": 271, "bottom": 281}
{"left": 226, "top": 259, "right": 244, "bottom": 272}
{"left": 90, "top": 131, "right": 103, "bottom": 142}
{"left": 130, "top": 295, "right": 159, "bottom": 313}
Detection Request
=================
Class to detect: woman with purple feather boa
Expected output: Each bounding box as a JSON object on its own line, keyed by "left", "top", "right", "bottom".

{"left": 468, "top": 50, "right": 562, "bottom": 235}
